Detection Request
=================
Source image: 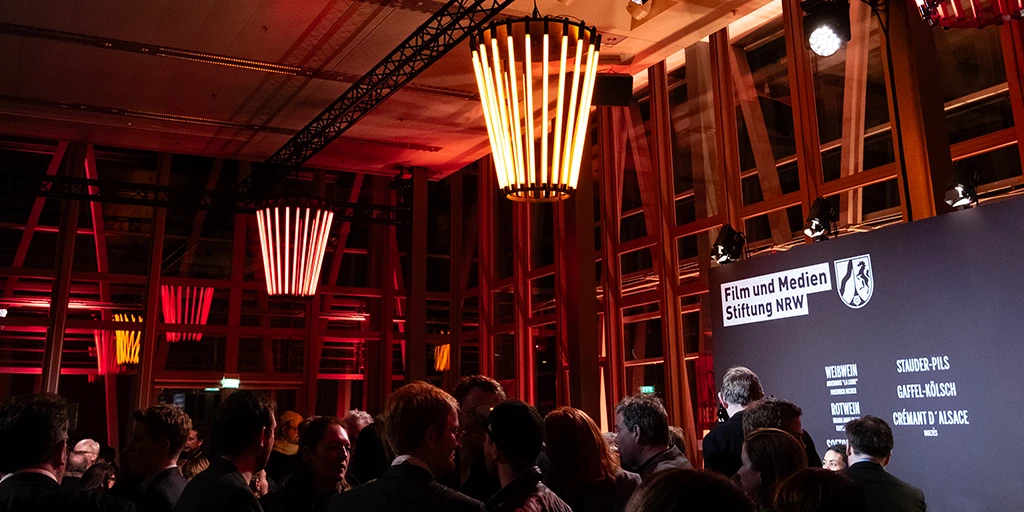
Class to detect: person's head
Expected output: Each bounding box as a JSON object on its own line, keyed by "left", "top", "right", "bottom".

{"left": 249, "top": 469, "right": 269, "bottom": 498}
{"left": 718, "top": 367, "right": 763, "bottom": 410}
{"left": 276, "top": 411, "right": 303, "bottom": 446}
{"left": 773, "top": 468, "right": 868, "bottom": 512}
{"left": 624, "top": 468, "right": 755, "bottom": 512}
{"left": 211, "top": 390, "right": 277, "bottom": 471}
{"left": 823, "top": 444, "right": 848, "bottom": 471}
{"left": 668, "top": 426, "right": 686, "bottom": 454}
{"left": 181, "top": 455, "right": 210, "bottom": 479}
{"left": 742, "top": 398, "right": 804, "bottom": 439}
{"left": 98, "top": 445, "right": 117, "bottom": 465}
{"left": 452, "top": 375, "right": 506, "bottom": 454}
{"left": 299, "top": 416, "right": 351, "bottom": 493}
{"left": 0, "top": 394, "right": 69, "bottom": 476}
{"left": 341, "top": 410, "right": 372, "bottom": 451}
{"left": 79, "top": 462, "right": 117, "bottom": 492}
{"left": 543, "top": 407, "right": 618, "bottom": 495}
{"left": 737, "top": 428, "right": 808, "bottom": 509}
{"left": 184, "top": 429, "right": 204, "bottom": 456}
{"left": 128, "top": 405, "right": 192, "bottom": 477}
{"left": 67, "top": 439, "right": 100, "bottom": 475}
{"left": 482, "top": 400, "right": 544, "bottom": 476}
{"left": 614, "top": 394, "right": 671, "bottom": 468}
{"left": 384, "top": 381, "right": 460, "bottom": 477}
{"left": 844, "top": 415, "right": 893, "bottom": 465}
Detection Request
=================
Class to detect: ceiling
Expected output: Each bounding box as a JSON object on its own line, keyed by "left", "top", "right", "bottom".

{"left": 0, "top": 0, "right": 770, "bottom": 180}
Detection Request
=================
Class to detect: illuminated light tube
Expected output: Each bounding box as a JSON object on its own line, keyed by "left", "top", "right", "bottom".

{"left": 915, "top": 0, "right": 1023, "bottom": 28}
{"left": 471, "top": 17, "right": 601, "bottom": 202}
{"left": 255, "top": 197, "right": 335, "bottom": 298}
{"left": 93, "top": 330, "right": 119, "bottom": 376}
{"left": 434, "top": 344, "right": 451, "bottom": 372}
{"left": 160, "top": 285, "right": 214, "bottom": 342}
{"left": 113, "top": 313, "right": 142, "bottom": 366}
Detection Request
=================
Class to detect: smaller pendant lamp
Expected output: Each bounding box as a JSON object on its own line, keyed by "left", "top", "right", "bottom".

{"left": 113, "top": 313, "right": 142, "bottom": 366}
{"left": 255, "top": 197, "right": 335, "bottom": 298}
{"left": 160, "top": 285, "right": 215, "bottom": 342}
{"left": 471, "top": 16, "right": 601, "bottom": 201}
{"left": 93, "top": 330, "right": 120, "bottom": 376}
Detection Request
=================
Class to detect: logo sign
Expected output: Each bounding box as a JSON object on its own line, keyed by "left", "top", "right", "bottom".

{"left": 834, "top": 255, "right": 873, "bottom": 309}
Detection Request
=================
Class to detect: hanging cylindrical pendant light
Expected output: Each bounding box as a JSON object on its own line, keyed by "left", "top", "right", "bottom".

{"left": 255, "top": 197, "right": 335, "bottom": 297}
{"left": 160, "top": 285, "right": 215, "bottom": 342}
{"left": 471, "top": 17, "right": 601, "bottom": 201}
{"left": 113, "top": 313, "right": 142, "bottom": 366}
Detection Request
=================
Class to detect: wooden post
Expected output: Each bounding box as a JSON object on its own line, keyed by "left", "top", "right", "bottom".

{"left": 447, "top": 172, "right": 464, "bottom": 388}
{"left": 135, "top": 154, "right": 170, "bottom": 409}
{"left": 1001, "top": 20, "right": 1024, "bottom": 177}
{"left": 406, "top": 168, "right": 428, "bottom": 382}
{"left": 512, "top": 201, "right": 533, "bottom": 403}
{"left": 782, "top": 0, "right": 825, "bottom": 223}
{"left": 477, "top": 159, "right": 496, "bottom": 377}
{"left": 365, "top": 177, "right": 394, "bottom": 415}
{"left": 84, "top": 144, "right": 119, "bottom": 450}
{"left": 648, "top": 62, "right": 700, "bottom": 465}
{"left": 711, "top": 30, "right": 743, "bottom": 229}
{"left": 555, "top": 127, "right": 601, "bottom": 418}
{"left": 599, "top": 107, "right": 627, "bottom": 413}
{"left": 883, "top": 0, "right": 954, "bottom": 220}
{"left": 837, "top": 0, "right": 872, "bottom": 226}
{"left": 41, "top": 143, "right": 84, "bottom": 393}
{"left": 304, "top": 169, "right": 327, "bottom": 414}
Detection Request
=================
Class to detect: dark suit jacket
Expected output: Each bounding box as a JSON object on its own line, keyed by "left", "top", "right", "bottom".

{"left": 139, "top": 467, "right": 188, "bottom": 512}
{"left": 326, "top": 462, "right": 485, "bottom": 512}
{"left": 802, "top": 430, "right": 822, "bottom": 469}
{"left": 636, "top": 446, "right": 693, "bottom": 481}
{"left": 173, "top": 457, "right": 262, "bottom": 512}
{"left": 846, "top": 461, "right": 926, "bottom": 512}
{"left": 702, "top": 410, "right": 744, "bottom": 477}
{"left": 486, "top": 467, "right": 570, "bottom": 512}
{"left": 0, "top": 472, "right": 136, "bottom": 512}
{"left": 437, "top": 451, "right": 502, "bottom": 502}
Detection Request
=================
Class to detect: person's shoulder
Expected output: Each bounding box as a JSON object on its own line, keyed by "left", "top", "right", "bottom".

{"left": 430, "top": 482, "right": 485, "bottom": 511}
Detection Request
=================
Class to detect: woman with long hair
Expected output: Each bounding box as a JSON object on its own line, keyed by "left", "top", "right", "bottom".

{"left": 78, "top": 462, "right": 117, "bottom": 492}
{"left": 260, "top": 416, "right": 352, "bottom": 512}
{"left": 543, "top": 407, "right": 641, "bottom": 512}
{"left": 624, "top": 468, "right": 754, "bottom": 512}
{"left": 736, "top": 428, "right": 808, "bottom": 511}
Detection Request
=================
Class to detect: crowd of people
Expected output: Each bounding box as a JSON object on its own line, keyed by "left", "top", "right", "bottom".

{"left": 0, "top": 367, "right": 926, "bottom": 512}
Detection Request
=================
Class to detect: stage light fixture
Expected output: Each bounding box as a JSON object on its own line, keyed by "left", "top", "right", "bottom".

{"left": 801, "top": 0, "right": 851, "bottom": 57}
{"left": 804, "top": 197, "right": 838, "bottom": 240}
{"left": 712, "top": 225, "right": 746, "bottom": 264}
{"left": 945, "top": 166, "right": 977, "bottom": 208}
{"left": 626, "top": 0, "right": 652, "bottom": 20}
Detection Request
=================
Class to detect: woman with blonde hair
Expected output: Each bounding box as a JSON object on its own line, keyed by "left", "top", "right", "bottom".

{"left": 543, "top": 407, "right": 641, "bottom": 512}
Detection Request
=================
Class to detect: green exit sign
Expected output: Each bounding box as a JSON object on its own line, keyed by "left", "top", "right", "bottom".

{"left": 640, "top": 385, "right": 655, "bottom": 394}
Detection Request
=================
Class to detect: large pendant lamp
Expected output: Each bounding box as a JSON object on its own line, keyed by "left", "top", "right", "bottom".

{"left": 255, "top": 197, "right": 334, "bottom": 298}
{"left": 160, "top": 285, "right": 215, "bottom": 342}
{"left": 471, "top": 16, "right": 601, "bottom": 201}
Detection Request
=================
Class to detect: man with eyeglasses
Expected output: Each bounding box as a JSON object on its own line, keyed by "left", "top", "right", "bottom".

{"left": 326, "top": 381, "right": 484, "bottom": 512}
{"left": 439, "top": 375, "right": 506, "bottom": 501}
{"left": 265, "top": 410, "right": 302, "bottom": 486}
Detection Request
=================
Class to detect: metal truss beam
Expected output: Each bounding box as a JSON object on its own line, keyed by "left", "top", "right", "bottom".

{"left": 247, "top": 0, "right": 515, "bottom": 193}
{"left": 8, "top": 173, "right": 409, "bottom": 225}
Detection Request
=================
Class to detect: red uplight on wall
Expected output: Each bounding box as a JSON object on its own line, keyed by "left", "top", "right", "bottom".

{"left": 114, "top": 313, "right": 142, "bottom": 366}
{"left": 255, "top": 197, "right": 334, "bottom": 298}
{"left": 915, "top": 0, "right": 1024, "bottom": 28}
{"left": 160, "top": 285, "right": 214, "bottom": 342}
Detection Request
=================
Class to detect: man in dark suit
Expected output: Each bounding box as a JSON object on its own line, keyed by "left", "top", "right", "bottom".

{"left": 174, "top": 390, "right": 277, "bottom": 512}
{"left": 844, "top": 416, "right": 926, "bottom": 512}
{"left": 0, "top": 393, "right": 136, "bottom": 512}
{"left": 439, "top": 375, "right": 506, "bottom": 502}
{"left": 119, "top": 405, "right": 192, "bottom": 512}
{"left": 702, "top": 366, "right": 764, "bottom": 477}
{"left": 614, "top": 394, "right": 693, "bottom": 481}
{"left": 741, "top": 397, "right": 822, "bottom": 469}
{"left": 326, "top": 381, "right": 485, "bottom": 512}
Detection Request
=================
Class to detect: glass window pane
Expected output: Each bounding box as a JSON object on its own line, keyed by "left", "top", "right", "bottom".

{"left": 624, "top": 318, "right": 663, "bottom": 361}
{"left": 625, "top": 363, "right": 665, "bottom": 397}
